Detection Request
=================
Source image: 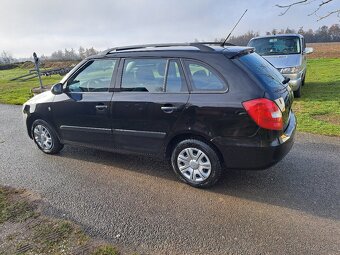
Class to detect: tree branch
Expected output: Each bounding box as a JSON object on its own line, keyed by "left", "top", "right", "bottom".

{"left": 276, "top": 0, "right": 338, "bottom": 20}
{"left": 316, "top": 9, "right": 340, "bottom": 20}
{"left": 276, "top": 0, "right": 308, "bottom": 8}
{"left": 276, "top": 0, "right": 309, "bottom": 16}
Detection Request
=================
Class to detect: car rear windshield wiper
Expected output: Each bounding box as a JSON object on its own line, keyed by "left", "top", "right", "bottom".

{"left": 282, "top": 77, "right": 290, "bottom": 84}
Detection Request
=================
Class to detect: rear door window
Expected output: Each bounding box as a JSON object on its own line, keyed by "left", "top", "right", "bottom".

{"left": 184, "top": 60, "right": 226, "bottom": 92}
{"left": 121, "top": 58, "right": 188, "bottom": 93}
{"left": 121, "top": 58, "right": 166, "bottom": 92}
{"left": 165, "top": 60, "right": 187, "bottom": 93}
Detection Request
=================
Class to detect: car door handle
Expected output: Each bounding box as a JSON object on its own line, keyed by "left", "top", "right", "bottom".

{"left": 161, "top": 106, "right": 178, "bottom": 113}
{"left": 95, "top": 105, "right": 108, "bottom": 110}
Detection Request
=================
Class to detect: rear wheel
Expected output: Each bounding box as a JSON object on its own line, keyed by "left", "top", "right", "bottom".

{"left": 31, "top": 119, "right": 63, "bottom": 154}
{"left": 171, "top": 139, "right": 222, "bottom": 188}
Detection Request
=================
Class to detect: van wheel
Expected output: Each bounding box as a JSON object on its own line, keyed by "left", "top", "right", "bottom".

{"left": 31, "top": 119, "right": 63, "bottom": 154}
{"left": 171, "top": 139, "right": 222, "bottom": 188}
{"left": 294, "top": 85, "right": 301, "bottom": 98}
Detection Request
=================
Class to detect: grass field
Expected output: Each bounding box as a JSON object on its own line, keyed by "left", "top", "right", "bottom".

{"left": 0, "top": 68, "right": 61, "bottom": 105}
{"left": 294, "top": 58, "right": 340, "bottom": 136}
{"left": 0, "top": 58, "right": 339, "bottom": 136}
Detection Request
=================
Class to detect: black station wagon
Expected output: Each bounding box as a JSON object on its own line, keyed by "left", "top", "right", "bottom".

{"left": 23, "top": 42, "right": 296, "bottom": 188}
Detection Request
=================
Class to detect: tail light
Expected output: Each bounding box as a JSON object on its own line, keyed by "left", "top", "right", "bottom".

{"left": 242, "top": 98, "right": 283, "bottom": 130}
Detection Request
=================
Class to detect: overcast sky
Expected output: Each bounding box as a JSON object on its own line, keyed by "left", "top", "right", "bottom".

{"left": 1, "top": 0, "right": 339, "bottom": 58}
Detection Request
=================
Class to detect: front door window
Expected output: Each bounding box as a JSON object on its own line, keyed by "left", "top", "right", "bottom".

{"left": 66, "top": 59, "right": 116, "bottom": 92}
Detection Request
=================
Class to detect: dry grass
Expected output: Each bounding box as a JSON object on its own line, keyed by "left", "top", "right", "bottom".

{"left": 307, "top": 42, "right": 340, "bottom": 59}
{"left": 0, "top": 186, "right": 121, "bottom": 255}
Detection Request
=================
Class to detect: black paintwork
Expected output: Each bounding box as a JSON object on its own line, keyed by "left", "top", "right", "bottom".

{"left": 23, "top": 45, "right": 296, "bottom": 169}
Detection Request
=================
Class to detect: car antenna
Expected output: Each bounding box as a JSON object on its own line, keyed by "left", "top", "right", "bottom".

{"left": 221, "top": 9, "right": 248, "bottom": 47}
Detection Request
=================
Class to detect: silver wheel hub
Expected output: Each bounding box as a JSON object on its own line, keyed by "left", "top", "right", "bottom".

{"left": 33, "top": 124, "right": 53, "bottom": 150}
{"left": 177, "top": 148, "right": 212, "bottom": 183}
{"left": 189, "top": 160, "right": 199, "bottom": 169}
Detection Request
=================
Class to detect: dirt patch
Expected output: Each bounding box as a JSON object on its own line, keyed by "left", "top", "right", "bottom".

{"left": 19, "top": 60, "right": 78, "bottom": 70}
{"left": 20, "top": 61, "right": 35, "bottom": 69}
{"left": 42, "top": 61, "right": 79, "bottom": 69}
{"left": 307, "top": 42, "right": 340, "bottom": 59}
{"left": 31, "top": 85, "right": 53, "bottom": 95}
{"left": 313, "top": 113, "right": 340, "bottom": 125}
{"left": 0, "top": 186, "right": 119, "bottom": 255}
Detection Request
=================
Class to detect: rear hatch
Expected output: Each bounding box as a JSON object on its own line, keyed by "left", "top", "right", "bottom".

{"left": 237, "top": 52, "right": 294, "bottom": 130}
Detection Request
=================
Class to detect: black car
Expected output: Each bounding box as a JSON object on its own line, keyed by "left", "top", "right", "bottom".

{"left": 23, "top": 42, "right": 296, "bottom": 188}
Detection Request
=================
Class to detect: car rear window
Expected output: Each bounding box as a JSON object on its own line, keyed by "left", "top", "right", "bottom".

{"left": 239, "top": 52, "right": 286, "bottom": 90}
{"left": 183, "top": 60, "right": 227, "bottom": 92}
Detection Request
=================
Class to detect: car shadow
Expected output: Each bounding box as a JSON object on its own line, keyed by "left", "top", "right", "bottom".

{"left": 58, "top": 137, "right": 340, "bottom": 221}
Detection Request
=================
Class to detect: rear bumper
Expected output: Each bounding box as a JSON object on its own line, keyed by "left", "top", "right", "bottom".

{"left": 212, "top": 111, "right": 296, "bottom": 170}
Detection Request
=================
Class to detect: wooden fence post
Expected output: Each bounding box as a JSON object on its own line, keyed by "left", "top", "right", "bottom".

{"left": 33, "top": 52, "right": 43, "bottom": 91}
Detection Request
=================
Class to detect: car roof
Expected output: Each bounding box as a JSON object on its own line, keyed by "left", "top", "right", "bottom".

{"left": 250, "top": 34, "right": 304, "bottom": 41}
{"left": 88, "top": 43, "right": 254, "bottom": 59}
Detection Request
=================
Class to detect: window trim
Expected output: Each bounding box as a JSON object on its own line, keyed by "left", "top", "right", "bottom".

{"left": 181, "top": 58, "right": 229, "bottom": 94}
{"left": 116, "top": 57, "right": 189, "bottom": 94}
{"left": 63, "top": 58, "right": 119, "bottom": 93}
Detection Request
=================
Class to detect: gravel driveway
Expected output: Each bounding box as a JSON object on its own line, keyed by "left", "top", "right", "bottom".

{"left": 0, "top": 104, "right": 339, "bottom": 255}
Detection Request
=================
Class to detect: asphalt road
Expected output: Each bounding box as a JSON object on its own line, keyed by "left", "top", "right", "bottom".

{"left": 0, "top": 104, "right": 339, "bottom": 255}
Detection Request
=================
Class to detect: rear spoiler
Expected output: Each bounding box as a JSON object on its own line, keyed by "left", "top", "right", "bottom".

{"left": 223, "top": 47, "right": 254, "bottom": 59}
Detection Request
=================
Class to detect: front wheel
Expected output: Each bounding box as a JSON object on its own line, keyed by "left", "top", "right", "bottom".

{"left": 31, "top": 119, "right": 64, "bottom": 154}
{"left": 171, "top": 139, "right": 223, "bottom": 188}
{"left": 301, "top": 76, "right": 305, "bottom": 86}
{"left": 294, "top": 84, "right": 301, "bottom": 98}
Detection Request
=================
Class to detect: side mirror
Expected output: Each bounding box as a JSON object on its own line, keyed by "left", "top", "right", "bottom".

{"left": 304, "top": 47, "right": 313, "bottom": 54}
{"left": 51, "top": 83, "right": 63, "bottom": 95}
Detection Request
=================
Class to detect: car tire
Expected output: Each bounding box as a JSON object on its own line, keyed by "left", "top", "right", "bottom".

{"left": 301, "top": 76, "right": 305, "bottom": 86}
{"left": 31, "top": 119, "right": 64, "bottom": 154}
{"left": 171, "top": 139, "right": 222, "bottom": 188}
{"left": 294, "top": 84, "right": 301, "bottom": 98}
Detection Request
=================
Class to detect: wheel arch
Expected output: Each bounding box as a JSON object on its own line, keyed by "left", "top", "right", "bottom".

{"left": 26, "top": 113, "right": 59, "bottom": 140}
{"left": 165, "top": 132, "right": 225, "bottom": 165}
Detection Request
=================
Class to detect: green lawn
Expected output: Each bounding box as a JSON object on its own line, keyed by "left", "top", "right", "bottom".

{"left": 0, "top": 59, "right": 339, "bottom": 136}
{"left": 294, "top": 58, "right": 340, "bottom": 136}
{"left": 0, "top": 68, "right": 61, "bottom": 105}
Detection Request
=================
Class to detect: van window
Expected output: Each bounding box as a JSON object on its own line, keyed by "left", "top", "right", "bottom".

{"left": 239, "top": 52, "right": 286, "bottom": 90}
{"left": 184, "top": 60, "right": 226, "bottom": 92}
{"left": 248, "top": 36, "right": 301, "bottom": 55}
{"left": 66, "top": 59, "right": 116, "bottom": 92}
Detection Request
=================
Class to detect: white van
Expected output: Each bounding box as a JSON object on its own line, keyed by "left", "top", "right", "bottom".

{"left": 248, "top": 34, "right": 313, "bottom": 97}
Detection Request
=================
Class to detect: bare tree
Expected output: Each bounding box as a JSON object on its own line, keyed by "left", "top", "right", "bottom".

{"left": 0, "top": 51, "right": 14, "bottom": 64}
{"left": 78, "top": 46, "right": 86, "bottom": 59}
{"left": 276, "top": 0, "right": 340, "bottom": 21}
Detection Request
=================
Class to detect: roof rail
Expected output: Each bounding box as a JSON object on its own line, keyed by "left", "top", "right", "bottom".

{"left": 101, "top": 42, "right": 235, "bottom": 55}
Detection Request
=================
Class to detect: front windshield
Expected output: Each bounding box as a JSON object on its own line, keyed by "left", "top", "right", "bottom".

{"left": 248, "top": 36, "right": 301, "bottom": 56}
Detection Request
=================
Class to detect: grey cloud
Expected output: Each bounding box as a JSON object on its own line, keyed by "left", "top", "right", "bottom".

{"left": 0, "top": 0, "right": 338, "bottom": 57}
